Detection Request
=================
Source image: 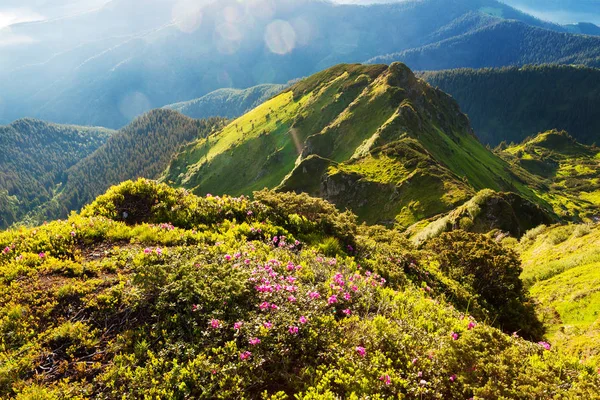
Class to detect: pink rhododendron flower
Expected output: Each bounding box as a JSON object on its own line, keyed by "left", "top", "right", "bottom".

{"left": 239, "top": 351, "right": 252, "bottom": 360}
{"left": 343, "top": 292, "right": 351, "bottom": 301}
{"left": 288, "top": 326, "right": 299, "bottom": 335}
{"left": 224, "top": 254, "right": 232, "bottom": 261}
{"left": 379, "top": 375, "right": 391, "bottom": 385}
{"left": 192, "top": 304, "right": 199, "bottom": 312}
{"left": 449, "top": 374, "right": 457, "bottom": 382}
{"left": 351, "top": 285, "right": 358, "bottom": 292}
{"left": 70, "top": 231, "right": 76, "bottom": 237}
{"left": 308, "top": 291, "right": 321, "bottom": 300}
{"left": 468, "top": 321, "right": 476, "bottom": 330}
{"left": 259, "top": 302, "right": 270, "bottom": 311}
{"left": 412, "top": 357, "right": 418, "bottom": 364}
{"left": 328, "top": 295, "right": 338, "bottom": 305}
{"left": 342, "top": 308, "right": 352, "bottom": 316}
{"left": 249, "top": 338, "right": 261, "bottom": 346}
{"left": 451, "top": 332, "right": 459, "bottom": 340}
{"left": 538, "top": 341, "right": 551, "bottom": 350}
{"left": 210, "top": 319, "right": 221, "bottom": 329}
{"left": 299, "top": 316, "right": 307, "bottom": 324}
{"left": 288, "top": 295, "right": 297, "bottom": 303}
{"left": 38, "top": 252, "right": 45, "bottom": 258}
{"left": 2, "top": 247, "right": 10, "bottom": 254}
{"left": 355, "top": 346, "right": 366, "bottom": 357}
{"left": 233, "top": 321, "right": 243, "bottom": 330}
{"left": 270, "top": 304, "right": 279, "bottom": 310}
{"left": 263, "top": 321, "right": 273, "bottom": 329}
{"left": 155, "top": 248, "right": 163, "bottom": 256}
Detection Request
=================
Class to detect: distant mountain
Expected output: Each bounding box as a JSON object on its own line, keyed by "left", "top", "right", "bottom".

{"left": 0, "top": 119, "right": 113, "bottom": 228}
{"left": 164, "top": 84, "right": 287, "bottom": 120}
{"left": 564, "top": 22, "right": 600, "bottom": 36}
{"left": 369, "top": 19, "right": 600, "bottom": 70}
{"left": 38, "top": 110, "right": 226, "bottom": 221}
{"left": 165, "top": 62, "right": 542, "bottom": 229}
{"left": 1, "top": 0, "right": 599, "bottom": 128}
{"left": 501, "top": 0, "right": 600, "bottom": 25}
{"left": 420, "top": 64, "right": 600, "bottom": 146}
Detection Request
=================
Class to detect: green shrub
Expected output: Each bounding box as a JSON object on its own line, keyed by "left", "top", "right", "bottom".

{"left": 426, "top": 230, "right": 543, "bottom": 339}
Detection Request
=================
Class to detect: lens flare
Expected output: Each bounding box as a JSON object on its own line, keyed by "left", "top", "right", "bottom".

{"left": 265, "top": 20, "right": 296, "bottom": 55}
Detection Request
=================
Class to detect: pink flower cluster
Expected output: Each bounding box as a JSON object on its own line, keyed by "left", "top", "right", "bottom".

{"left": 143, "top": 247, "right": 163, "bottom": 255}
{"left": 538, "top": 341, "right": 551, "bottom": 351}
{"left": 355, "top": 346, "right": 366, "bottom": 357}
{"left": 159, "top": 223, "right": 175, "bottom": 231}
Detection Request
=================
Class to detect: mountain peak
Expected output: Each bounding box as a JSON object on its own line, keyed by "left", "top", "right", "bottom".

{"left": 165, "top": 63, "right": 538, "bottom": 228}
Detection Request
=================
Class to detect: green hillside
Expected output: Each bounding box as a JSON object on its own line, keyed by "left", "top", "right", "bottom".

{"left": 164, "top": 84, "right": 288, "bottom": 120}
{"left": 420, "top": 65, "right": 600, "bottom": 145}
{"left": 517, "top": 223, "right": 600, "bottom": 367}
{"left": 0, "top": 119, "right": 113, "bottom": 229}
{"left": 166, "top": 63, "right": 539, "bottom": 229}
{"left": 0, "top": 179, "right": 598, "bottom": 398}
{"left": 498, "top": 130, "right": 600, "bottom": 221}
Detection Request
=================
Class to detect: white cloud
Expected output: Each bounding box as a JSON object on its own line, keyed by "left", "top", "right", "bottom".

{"left": 0, "top": 8, "right": 45, "bottom": 29}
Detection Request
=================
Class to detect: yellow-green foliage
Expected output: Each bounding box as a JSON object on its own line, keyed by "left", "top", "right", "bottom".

{"left": 519, "top": 223, "right": 600, "bottom": 366}
{"left": 0, "top": 179, "right": 597, "bottom": 398}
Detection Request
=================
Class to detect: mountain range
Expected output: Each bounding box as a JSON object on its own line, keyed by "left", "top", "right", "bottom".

{"left": 2, "top": 0, "right": 600, "bottom": 128}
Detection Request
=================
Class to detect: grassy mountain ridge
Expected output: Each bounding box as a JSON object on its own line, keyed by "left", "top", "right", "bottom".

{"left": 420, "top": 64, "right": 600, "bottom": 145}
{"left": 166, "top": 62, "right": 541, "bottom": 229}
{"left": 0, "top": 119, "right": 113, "bottom": 229}
{"left": 0, "top": 178, "right": 598, "bottom": 397}
{"left": 498, "top": 130, "right": 600, "bottom": 221}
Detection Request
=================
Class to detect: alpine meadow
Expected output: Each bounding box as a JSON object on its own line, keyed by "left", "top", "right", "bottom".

{"left": 1, "top": 0, "right": 600, "bottom": 399}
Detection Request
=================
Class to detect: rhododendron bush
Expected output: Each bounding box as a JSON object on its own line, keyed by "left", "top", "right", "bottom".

{"left": 0, "top": 180, "right": 597, "bottom": 399}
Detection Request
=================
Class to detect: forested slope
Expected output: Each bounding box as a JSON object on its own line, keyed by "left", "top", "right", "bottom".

{"left": 421, "top": 65, "right": 600, "bottom": 145}
{"left": 0, "top": 119, "right": 113, "bottom": 228}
